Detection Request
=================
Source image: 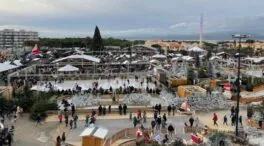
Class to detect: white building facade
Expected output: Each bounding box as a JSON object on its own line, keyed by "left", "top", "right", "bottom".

{"left": 0, "top": 29, "right": 38, "bottom": 48}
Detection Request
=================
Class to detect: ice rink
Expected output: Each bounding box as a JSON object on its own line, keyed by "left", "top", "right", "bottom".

{"left": 31, "top": 78, "right": 156, "bottom": 92}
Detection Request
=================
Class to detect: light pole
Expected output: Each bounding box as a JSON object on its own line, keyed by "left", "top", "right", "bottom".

{"left": 232, "top": 34, "right": 249, "bottom": 137}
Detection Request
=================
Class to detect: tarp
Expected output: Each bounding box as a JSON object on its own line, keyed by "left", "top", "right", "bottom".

{"left": 0, "top": 63, "right": 18, "bottom": 73}
{"left": 58, "top": 64, "right": 79, "bottom": 72}
{"left": 32, "top": 44, "right": 41, "bottom": 55}
{"left": 181, "top": 102, "right": 190, "bottom": 111}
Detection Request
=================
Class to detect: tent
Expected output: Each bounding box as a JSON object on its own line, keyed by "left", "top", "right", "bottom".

{"left": 150, "top": 59, "right": 160, "bottom": 63}
{"left": 152, "top": 54, "right": 167, "bottom": 59}
{"left": 52, "top": 54, "right": 100, "bottom": 63}
{"left": 0, "top": 63, "right": 18, "bottom": 73}
{"left": 58, "top": 64, "right": 79, "bottom": 72}
{"left": 32, "top": 44, "right": 41, "bottom": 55}
{"left": 181, "top": 102, "right": 190, "bottom": 111}
{"left": 188, "top": 46, "right": 206, "bottom": 52}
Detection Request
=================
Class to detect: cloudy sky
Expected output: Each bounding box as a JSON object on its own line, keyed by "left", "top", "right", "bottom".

{"left": 0, "top": 0, "right": 264, "bottom": 38}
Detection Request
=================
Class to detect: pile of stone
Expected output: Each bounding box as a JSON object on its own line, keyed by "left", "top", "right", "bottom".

{"left": 245, "top": 127, "right": 264, "bottom": 145}
{"left": 70, "top": 94, "right": 100, "bottom": 108}
{"left": 159, "top": 90, "right": 229, "bottom": 111}
{"left": 123, "top": 93, "right": 152, "bottom": 105}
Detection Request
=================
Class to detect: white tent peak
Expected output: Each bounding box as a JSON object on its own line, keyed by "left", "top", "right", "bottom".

{"left": 52, "top": 55, "right": 100, "bottom": 63}
{"left": 58, "top": 64, "right": 79, "bottom": 72}
{"left": 188, "top": 46, "right": 206, "bottom": 52}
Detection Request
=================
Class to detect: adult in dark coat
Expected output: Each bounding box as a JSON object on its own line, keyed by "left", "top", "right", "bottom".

{"left": 98, "top": 105, "right": 102, "bottom": 116}
{"left": 123, "top": 104, "right": 127, "bottom": 115}
{"left": 118, "top": 104, "right": 123, "bottom": 115}
{"left": 189, "top": 117, "right": 194, "bottom": 127}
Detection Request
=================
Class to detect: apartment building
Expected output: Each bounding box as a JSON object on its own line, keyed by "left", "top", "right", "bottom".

{"left": 0, "top": 29, "right": 38, "bottom": 48}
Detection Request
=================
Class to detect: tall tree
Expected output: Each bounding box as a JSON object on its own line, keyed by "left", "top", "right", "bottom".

{"left": 206, "top": 49, "right": 212, "bottom": 60}
{"left": 92, "top": 26, "right": 104, "bottom": 55}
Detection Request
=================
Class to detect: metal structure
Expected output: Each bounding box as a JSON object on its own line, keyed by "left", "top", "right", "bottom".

{"left": 200, "top": 13, "right": 203, "bottom": 47}
{"left": 232, "top": 34, "right": 249, "bottom": 137}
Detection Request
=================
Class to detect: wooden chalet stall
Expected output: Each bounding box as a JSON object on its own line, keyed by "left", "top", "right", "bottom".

{"left": 177, "top": 85, "right": 206, "bottom": 98}
{"left": 80, "top": 126, "right": 108, "bottom": 146}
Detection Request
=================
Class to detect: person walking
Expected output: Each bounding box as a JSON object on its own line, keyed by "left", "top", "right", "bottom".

{"left": 123, "top": 104, "right": 127, "bottom": 115}
{"left": 118, "top": 104, "right": 123, "bottom": 115}
{"left": 231, "top": 115, "right": 236, "bottom": 126}
{"left": 58, "top": 111, "right": 63, "bottom": 124}
{"left": 172, "top": 104, "right": 176, "bottom": 116}
{"left": 71, "top": 104, "right": 75, "bottom": 117}
{"left": 85, "top": 115, "right": 89, "bottom": 127}
{"left": 65, "top": 116, "right": 68, "bottom": 127}
{"left": 162, "top": 113, "right": 167, "bottom": 123}
{"left": 223, "top": 115, "right": 228, "bottom": 125}
{"left": 56, "top": 136, "right": 61, "bottom": 146}
{"left": 189, "top": 116, "right": 194, "bottom": 127}
{"left": 167, "top": 105, "right": 172, "bottom": 116}
{"left": 61, "top": 132, "right": 66, "bottom": 144}
{"left": 98, "top": 105, "right": 102, "bottom": 116}
{"left": 73, "top": 114, "right": 78, "bottom": 129}
{"left": 158, "top": 104, "right": 161, "bottom": 115}
{"left": 143, "top": 111, "right": 147, "bottom": 123}
{"left": 133, "top": 116, "right": 138, "bottom": 128}
{"left": 151, "top": 120, "right": 156, "bottom": 130}
{"left": 213, "top": 113, "right": 218, "bottom": 126}
{"left": 103, "top": 106, "right": 106, "bottom": 116}
{"left": 156, "top": 116, "right": 162, "bottom": 130}
{"left": 69, "top": 119, "right": 73, "bottom": 129}
{"left": 239, "top": 115, "right": 243, "bottom": 126}
{"left": 168, "top": 124, "right": 175, "bottom": 137}
{"left": 231, "top": 106, "right": 235, "bottom": 117}
{"left": 36, "top": 114, "right": 41, "bottom": 126}
{"left": 108, "top": 105, "right": 111, "bottom": 113}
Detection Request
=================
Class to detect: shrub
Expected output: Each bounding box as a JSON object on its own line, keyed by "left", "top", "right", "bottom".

{"left": 30, "top": 101, "right": 57, "bottom": 120}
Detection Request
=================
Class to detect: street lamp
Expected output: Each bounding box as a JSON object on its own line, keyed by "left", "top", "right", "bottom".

{"left": 232, "top": 34, "right": 249, "bottom": 137}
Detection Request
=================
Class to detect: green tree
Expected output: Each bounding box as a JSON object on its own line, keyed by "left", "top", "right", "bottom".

{"left": 187, "top": 68, "right": 194, "bottom": 84}
{"left": 195, "top": 53, "right": 200, "bottom": 67}
{"left": 206, "top": 49, "right": 212, "bottom": 60}
{"left": 91, "top": 26, "right": 104, "bottom": 55}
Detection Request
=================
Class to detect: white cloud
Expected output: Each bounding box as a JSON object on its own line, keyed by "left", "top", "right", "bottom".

{"left": 169, "top": 23, "right": 187, "bottom": 29}
{"left": 169, "top": 22, "right": 199, "bottom": 29}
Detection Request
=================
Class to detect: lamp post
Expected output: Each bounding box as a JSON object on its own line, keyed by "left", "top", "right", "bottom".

{"left": 232, "top": 34, "right": 249, "bottom": 137}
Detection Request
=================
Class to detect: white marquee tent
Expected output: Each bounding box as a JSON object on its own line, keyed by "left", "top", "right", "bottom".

{"left": 52, "top": 54, "right": 100, "bottom": 63}
{"left": 0, "top": 63, "right": 18, "bottom": 73}
{"left": 188, "top": 46, "right": 206, "bottom": 52}
{"left": 58, "top": 64, "right": 79, "bottom": 72}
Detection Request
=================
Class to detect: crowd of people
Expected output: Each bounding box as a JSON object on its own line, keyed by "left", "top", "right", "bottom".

{"left": 0, "top": 105, "right": 22, "bottom": 146}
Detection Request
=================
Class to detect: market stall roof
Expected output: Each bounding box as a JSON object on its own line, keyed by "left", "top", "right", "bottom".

{"left": 58, "top": 64, "right": 79, "bottom": 72}
{"left": 244, "top": 57, "right": 264, "bottom": 63}
{"left": 152, "top": 54, "right": 167, "bottom": 59}
{"left": 209, "top": 56, "right": 220, "bottom": 60}
{"left": 52, "top": 54, "right": 100, "bottom": 63}
{"left": 182, "top": 56, "right": 194, "bottom": 61}
{"left": 80, "top": 126, "right": 108, "bottom": 139}
{"left": 0, "top": 63, "right": 18, "bottom": 73}
{"left": 13, "top": 60, "right": 23, "bottom": 66}
{"left": 150, "top": 59, "right": 160, "bottom": 63}
{"left": 187, "top": 46, "right": 206, "bottom": 52}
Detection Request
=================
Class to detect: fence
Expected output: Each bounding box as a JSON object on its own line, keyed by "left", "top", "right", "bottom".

{"left": 104, "top": 128, "right": 167, "bottom": 146}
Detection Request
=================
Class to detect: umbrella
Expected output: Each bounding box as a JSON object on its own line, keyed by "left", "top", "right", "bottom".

{"left": 181, "top": 102, "right": 190, "bottom": 111}
{"left": 58, "top": 64, "right": 79, "bottom": 72}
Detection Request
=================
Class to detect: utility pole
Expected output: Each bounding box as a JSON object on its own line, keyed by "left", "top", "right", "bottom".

{"left": 232, "top": 34, "right": 249, "bottom": 137}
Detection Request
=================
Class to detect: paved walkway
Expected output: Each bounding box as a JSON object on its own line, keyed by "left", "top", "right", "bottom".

{"left": 10, "top": 107, "right": 248, "bottom": 146}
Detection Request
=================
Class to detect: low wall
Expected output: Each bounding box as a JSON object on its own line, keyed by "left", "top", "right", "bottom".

{"left": 253, "top": 85, "right": 264, "bottom": 92}
{"left": 104, "top": 128, "right": 167, "bottom": 146}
